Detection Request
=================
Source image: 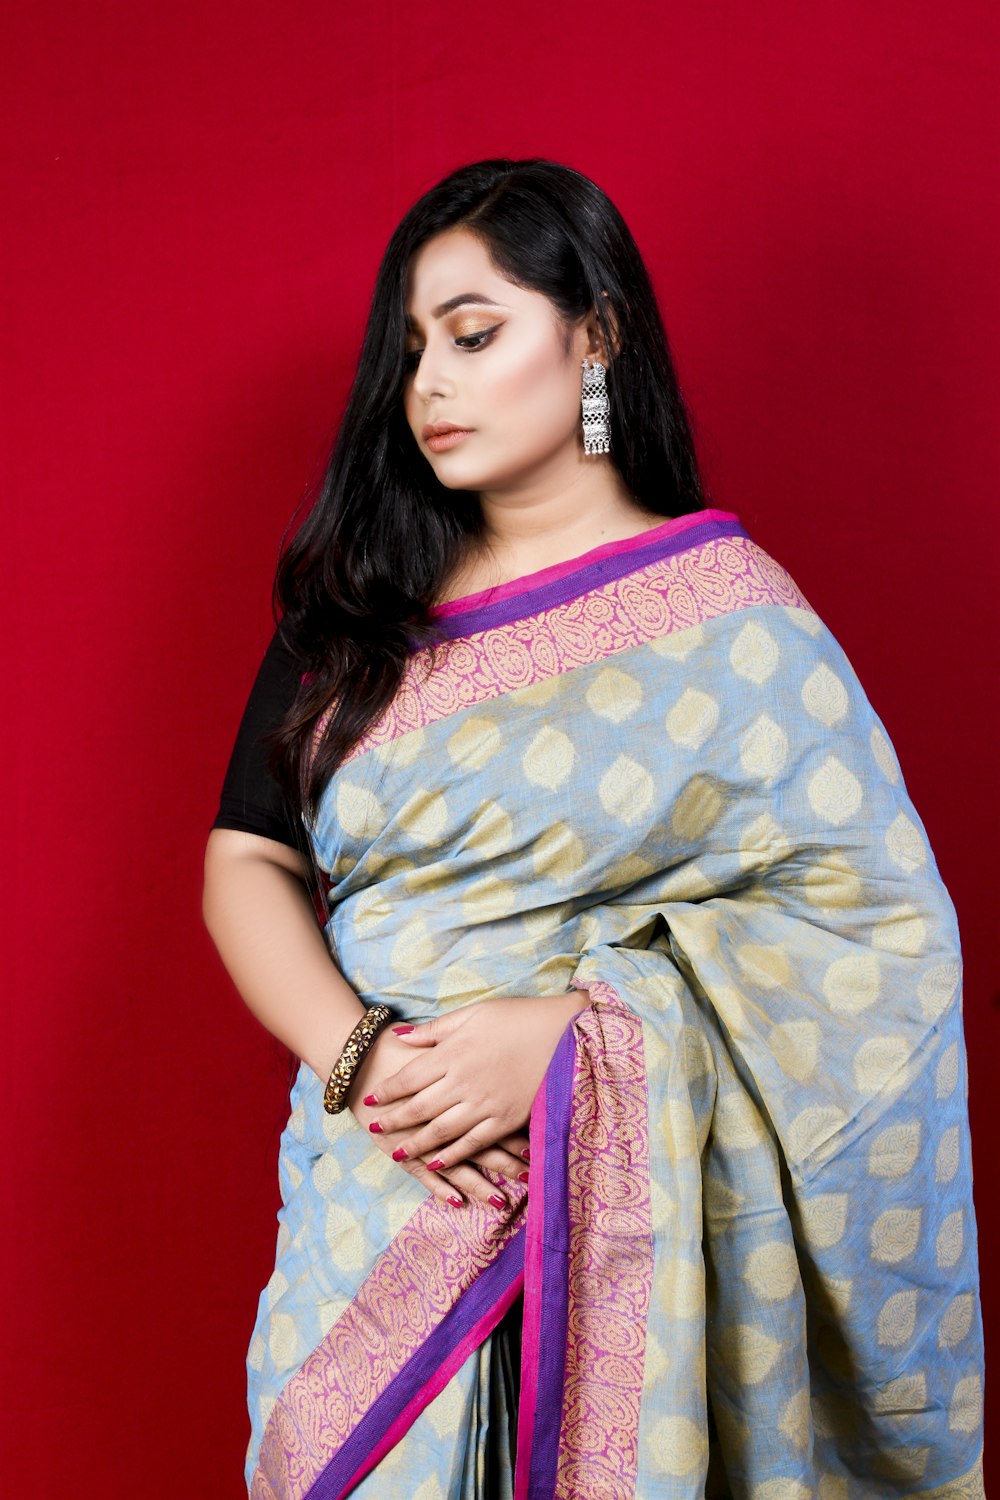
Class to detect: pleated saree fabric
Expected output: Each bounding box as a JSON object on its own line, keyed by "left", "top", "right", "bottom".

{"left": 245, "top": 508, "right": 984, "bottom": 1498}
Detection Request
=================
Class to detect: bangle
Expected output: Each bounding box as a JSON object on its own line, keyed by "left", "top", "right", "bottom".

{"left": 322, "top": 1003, "right": 394, "bottom": 1114}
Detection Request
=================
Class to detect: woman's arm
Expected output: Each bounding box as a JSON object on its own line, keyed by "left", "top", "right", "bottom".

{"left": 201, "top": 827, "right": 532, "bottom": 1207}
{"left": 202, "top": 827, "right": 366, "bottom": 1083}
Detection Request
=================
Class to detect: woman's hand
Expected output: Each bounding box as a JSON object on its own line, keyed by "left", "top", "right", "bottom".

{"left": 346, "top": 1027, "right": 529, "bottom": 1209}
{"left": 350, "top": 992, "right": 591, "bottom": 1207}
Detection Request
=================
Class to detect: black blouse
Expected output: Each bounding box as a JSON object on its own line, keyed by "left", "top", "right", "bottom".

{"left": 210, "top": 621, "right": 306, "bottom": 853}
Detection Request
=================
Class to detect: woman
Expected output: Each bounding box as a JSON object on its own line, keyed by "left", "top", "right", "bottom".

{"left": 203, "top": 158, "right": 985, "bottom": 1498}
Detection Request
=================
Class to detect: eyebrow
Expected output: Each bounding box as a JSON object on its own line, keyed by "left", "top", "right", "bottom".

{"left": 403, "top": 293, "right": 507, "bottom": 330}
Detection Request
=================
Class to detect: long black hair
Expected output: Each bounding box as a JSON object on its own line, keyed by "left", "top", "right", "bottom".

{"left": 263, "top": 156, "right": 712, "bottom": 910}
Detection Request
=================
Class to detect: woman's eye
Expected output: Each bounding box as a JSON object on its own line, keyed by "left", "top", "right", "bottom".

{"left": 402, "top": 325, "right": 500, "bottom": 372}
{"left": 455, "top": 326, "right": 500, "bottom": 352}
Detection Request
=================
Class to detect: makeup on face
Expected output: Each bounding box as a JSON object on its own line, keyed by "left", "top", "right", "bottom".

{"left": 401, "top": 229, "right": 587, "bottom": 484}
{"left": 404, "top": 291, "right": 509, "bottom": 334}
{"left": 425, "top": 428, "right": 474, "bottom": 452}
{"left": 403, "top": 298, "right": 509, "bottom": 383}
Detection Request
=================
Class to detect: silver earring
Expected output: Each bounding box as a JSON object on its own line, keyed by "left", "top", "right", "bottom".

{"left": 581, "top": 357, "right": 612, "bottom": 455}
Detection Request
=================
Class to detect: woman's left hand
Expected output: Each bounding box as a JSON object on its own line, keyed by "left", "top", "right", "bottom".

{"left": 361, "top": 991, "right": 591, "bottom": 1173}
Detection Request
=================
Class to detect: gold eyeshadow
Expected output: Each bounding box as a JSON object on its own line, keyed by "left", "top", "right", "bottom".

{"left": 451, "top": 319, "right": 498, "bottom": 338}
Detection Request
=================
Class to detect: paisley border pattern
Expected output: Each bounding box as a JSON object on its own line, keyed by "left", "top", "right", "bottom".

{"left": 309, "top": 532, "right": 815, "bottom": 771}
{"left": 914, "top": 1451, "right": 985, "bottom": 1499}
{"left": 554, "top": 983, "right": 654, "bottom": 1497}
{"left": 250, "top": 1186, "right": 527, "bottom": 1500}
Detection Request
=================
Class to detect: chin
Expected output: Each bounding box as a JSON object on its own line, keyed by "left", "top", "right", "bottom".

{"left": 427, "top": 458, "right": 487, "bottom": 485}
{"left": 432, "top": 471, "right": 484, "bottom": 493}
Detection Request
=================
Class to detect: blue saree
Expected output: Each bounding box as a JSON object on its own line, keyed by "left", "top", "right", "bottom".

{"left": 245, "top": 507, "right": 984, "bottom": 1498}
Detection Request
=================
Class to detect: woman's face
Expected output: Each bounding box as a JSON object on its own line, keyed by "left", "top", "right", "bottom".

{"left": 401, "top": 228, "right": 597, "bottom": 492}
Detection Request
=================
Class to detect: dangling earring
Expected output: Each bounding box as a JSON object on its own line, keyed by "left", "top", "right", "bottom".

{"left": 581, "top": 357, "right": 612, "bottom": 455}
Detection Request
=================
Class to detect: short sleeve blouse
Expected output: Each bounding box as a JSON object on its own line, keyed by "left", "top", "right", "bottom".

{"left": 210, "top": 621, "right": 306, "bottom": 853}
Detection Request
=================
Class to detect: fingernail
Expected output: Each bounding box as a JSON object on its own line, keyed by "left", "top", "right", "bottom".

{"left": 426, "top": 1157, "right": 445, "bottom": 1171}
{"left": 369, "top": 1121, "right": 383, "bottom": 1134}
{"left": 391, "top": 1146, "right": 408, "bottom": 1161}
{"left": 362, "top": 1093, "right": 379, "bottom": 1106}
{"left": 391, "top": 1024, "right": 414, "bottom": 1035}
{"left": 520, "top": 1148, "right": 531, "bottom": 1162}
{"left": 488, "top": 1193, "right": 506, "bottom": 1209}
{"left": 447, "top": 1194, "right": 463, "bottom": 1207}
{"left": 517, "top": 1170, "right": 530, "bottom": 1183}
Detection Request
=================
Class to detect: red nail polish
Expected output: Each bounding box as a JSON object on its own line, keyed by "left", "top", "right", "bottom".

{"left": 369, "top": 1121, "right": 383, "bottom": 1134}
{"left": 426, "top": 1157, "right": 445, "bottom": 1171}
{"left": 391, "top": 1146, "right": 408, "bottom": 1161}
{"left": 447, "top": 1194, "right": 463, "bottom": 1207}
{"left": 520, "top": 1148, "right": 531, "bottom": 1162}
{"left": 488, "top": 1193, "right": 506, "bottom": 1209}
{"left": 362, "top": 1093, "right": 378, "bottom": 1107}
{"left": 517, "top": 1170, "right": 530, "bottom": 1183}
{"left": 391, "top": 1024, "right": 414, "bottom": 1035}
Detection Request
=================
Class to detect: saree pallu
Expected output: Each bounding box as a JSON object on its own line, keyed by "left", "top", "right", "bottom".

{"left": 245, "top": 508, "right": 985, "bottom": 1498}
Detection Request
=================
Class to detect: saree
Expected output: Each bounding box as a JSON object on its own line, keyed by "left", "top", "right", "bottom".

{"left": 245, "top": 507, "right": 985, "bottom": 1498}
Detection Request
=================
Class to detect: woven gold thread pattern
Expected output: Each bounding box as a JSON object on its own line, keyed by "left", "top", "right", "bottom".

{"left": 250, "top": 1188, "right": 528, "bottom": 1498}
{"left": 307, "top": 533, "right": 813, "bottom": 774}
{"left": 555, "top": 985, "right": 654, "bottom": 1497}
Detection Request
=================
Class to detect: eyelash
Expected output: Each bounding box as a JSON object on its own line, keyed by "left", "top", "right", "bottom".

{"left": 402, "top": 325, "right": 500, "bottom": 372}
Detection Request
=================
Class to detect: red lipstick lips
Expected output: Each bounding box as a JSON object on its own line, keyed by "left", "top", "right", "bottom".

{"left": 422, "top": 419, "right": 470, "bottom": 439}
{"left": 423, "top": 421, "right": 473, "bottom": 452}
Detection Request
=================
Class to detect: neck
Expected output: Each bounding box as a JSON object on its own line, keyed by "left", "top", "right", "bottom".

{"left": 473, "top": 464, "right": 662, "bottom": 577}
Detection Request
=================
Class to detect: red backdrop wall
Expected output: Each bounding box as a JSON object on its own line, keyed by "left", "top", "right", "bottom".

{"left": 5, "top": 2, "right": 997, "bottom": 1492}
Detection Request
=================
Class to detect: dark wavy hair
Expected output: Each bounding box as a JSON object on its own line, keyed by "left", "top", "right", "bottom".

{"left": 262, "top": 156, "right": 712, "bottom": 907}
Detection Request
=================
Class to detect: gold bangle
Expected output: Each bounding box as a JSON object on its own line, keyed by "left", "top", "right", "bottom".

{"left": 322, "top": 1003, "right": 394, "bottom": 1114}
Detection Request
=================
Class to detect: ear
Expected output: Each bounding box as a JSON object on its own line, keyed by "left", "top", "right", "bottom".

{"left": 585, "top": 289, "right": 621, "bottom": 365}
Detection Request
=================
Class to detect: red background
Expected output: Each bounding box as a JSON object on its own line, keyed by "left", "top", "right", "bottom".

{"left": 5, "top": 2, "right": 997, "bottom": 1492}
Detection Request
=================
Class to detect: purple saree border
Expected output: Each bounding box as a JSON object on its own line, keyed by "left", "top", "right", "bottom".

{"left": 306, "top": 1226, "right": 527, "bottom": 1500}
{"left": 309, "top": 1012, "right": 582, "bottom": 1500}
{"left": 516, "top": 987, "right": 654, "bottom": 1498}
{"left": 308, "top": 523, "right": 815, "bottom": 774}
{"left": 515, "top": 1019, "right": 579, "bottom": 1499}
{"left": 417, "top": 515, "right": 749, "bottom": 644}
{"left": 428, "top": 508, "right": 740, "bottom": 619}
{"left": 514, "top": 1046, "right": 549, "bottom": 1489}
{"left": 260, "top": 996, "right": 654, "bottom": 1499}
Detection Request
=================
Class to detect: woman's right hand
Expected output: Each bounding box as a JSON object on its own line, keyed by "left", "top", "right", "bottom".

{"left": 346, "top": 1027, "right": 531, "bottom": 1209}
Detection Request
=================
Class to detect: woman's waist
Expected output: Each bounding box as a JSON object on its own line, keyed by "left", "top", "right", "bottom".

{"left": 324, "top": 901, "right": 657, "bottom": 1014}
{"left": 337, "top": 949, "right": 584, "bottom": 1022}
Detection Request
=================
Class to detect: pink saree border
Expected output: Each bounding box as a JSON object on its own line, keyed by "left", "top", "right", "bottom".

{"left": 514, "top": 983, "right": 654, "bottom": 1498}
{"left": 513, "top": 1042, "right": 550, "bottom": 1491}
{"left": 250, "top": 985, "right": 655, "bottom": 1499}
{"left": 555, "top": 983, "right": 654, "bottom": 1497}
{"left": 427, "top": 507, "right": 738, "bottom": 617}
{"left": 309, "top": 531, "right": 813, "bottom": 771}
{"left": 359, "top": 1263, "right": 526, "bottom": 1487}
{"left": 250, "top": 1184, "right": 528, "bottom": 1500}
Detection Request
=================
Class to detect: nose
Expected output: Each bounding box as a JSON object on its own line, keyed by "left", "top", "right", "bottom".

{"left": 409, "top": 339, "right": 454, "bottom": 405}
